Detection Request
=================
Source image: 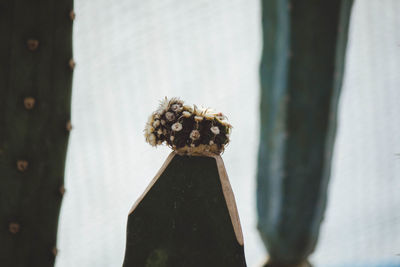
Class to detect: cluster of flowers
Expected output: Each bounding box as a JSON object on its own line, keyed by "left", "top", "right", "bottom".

{"left": 144, "top": 97, "right": 232, "bottom": 155}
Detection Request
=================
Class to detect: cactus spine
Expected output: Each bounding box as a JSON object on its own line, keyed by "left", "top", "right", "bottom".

{"left": 257, "top": 0, "right": 353, "bottom": 265}
{"left": 0, "top": 0, "right": 74, "bottom": 266}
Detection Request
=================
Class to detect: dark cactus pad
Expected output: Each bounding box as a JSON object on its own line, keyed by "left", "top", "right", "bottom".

{"left": 0, "top": 0, "right": 74, "bottom": 266}
{"left": 123, "top": 153, "right": 246, "bottom": 267}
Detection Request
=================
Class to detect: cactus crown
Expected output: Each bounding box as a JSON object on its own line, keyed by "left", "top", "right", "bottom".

{"left": 144, "top": 97, "right": 232, "bottom": 155}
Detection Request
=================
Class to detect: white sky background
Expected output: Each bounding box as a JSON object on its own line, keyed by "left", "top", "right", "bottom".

{"left": 57, "top": 1, "right": 400, "bottom": 266}
{"left": 312, "top": 1, "right": 400, "bottom": 266}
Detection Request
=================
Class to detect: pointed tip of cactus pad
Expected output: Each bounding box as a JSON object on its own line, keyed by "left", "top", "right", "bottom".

{"left": 144, "top": 97, "right": 232, "bottom": 155}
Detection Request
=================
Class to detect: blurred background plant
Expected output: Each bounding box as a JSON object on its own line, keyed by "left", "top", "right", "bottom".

{"left": 0, "top": 0, "right": 73, "bottom": 266}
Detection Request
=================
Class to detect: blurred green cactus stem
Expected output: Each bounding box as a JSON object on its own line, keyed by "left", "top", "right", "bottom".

{"left": 257, "top": 0, "right": 353, "bottom": 265}
{"left": 0, "top": 0, "right": 74, "bottom": 266}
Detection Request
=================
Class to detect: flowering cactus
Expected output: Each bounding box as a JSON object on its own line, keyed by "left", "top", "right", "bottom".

{"left": 123, "top": 98, "right": 245, "bottom": 266}
{"left": 144, "top": 97, "right": 232, "bottom": 155}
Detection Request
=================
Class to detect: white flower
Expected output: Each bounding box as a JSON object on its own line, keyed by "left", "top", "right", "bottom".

{"left": 194, "top": 116, "right": 203, "bottom": 122}
{"left": 209, "top": 140, "right": 214, "bottom": 145}
{"left": 216, "top": 113, "right": 228, "bottom": 124}
{"left": 190, "top": 130, "right": 200, "bottom": 140}
{"left": 183, "top": 105, "right": 193, "bottom": 112}
{"left": 165, "top": 112, "right": 175, "bottom": 121}
{"left": 204, "top": 113, "right": 214, "bottom": 120}
{"left": 171, "top": 122, "right": 183, "bottom": 132}
{"left": 182, "top": 111, "right": 191, "bottom": 118}
{"left": 161, "top": 120, "right": 166, "bottom": 125}
{"left": 190, "top": 143, "right": 195, "bottom": 147}
{"left": 146, "top": 126, "right": 155, "bottom": 134}
{"left": 157, "top": 129, "right": 163, "bottom": 136}
{"left": 153, "top": 120, "right": 160, "bottom": 128}
{"left": 210, "top": 126, "right": 220, "bottom": 135}
{"left": 148, "top": 134, "right": 156, "bottom": 146}
{"left": 171, "top": 104, "right": 182, "bottom": 112}
{"left": 226, "top": 132, "right": 230, "bottom": 138}
{"left": 170, "top": 136, "right": 175, "bottom": 141}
